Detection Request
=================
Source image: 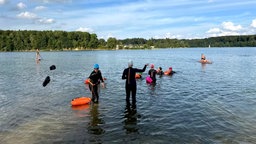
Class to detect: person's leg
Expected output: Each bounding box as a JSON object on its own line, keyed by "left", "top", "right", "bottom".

{"left": 94, "top": 85, "right": 99, "bottom": 103}
{"left": 131, "top": 85, "right": 137, "bottom": 109}
{"left": 89, "top": 85, "right": 95, "bottom": 102}
{"left": 126, "top": 85, "right": 131, "bottom": 107}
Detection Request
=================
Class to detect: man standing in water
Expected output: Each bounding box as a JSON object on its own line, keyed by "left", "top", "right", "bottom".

{"left": 122, "top": 60, "right": 148, "bottom": 109}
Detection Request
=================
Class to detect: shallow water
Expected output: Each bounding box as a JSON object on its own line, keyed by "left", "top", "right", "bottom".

{"left": 1, "top": 48, "right": 256, "bottom": 143}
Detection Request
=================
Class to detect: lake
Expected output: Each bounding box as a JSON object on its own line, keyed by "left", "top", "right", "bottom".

{"left": 1, "top": 48, "right": 256, "bottom": 143}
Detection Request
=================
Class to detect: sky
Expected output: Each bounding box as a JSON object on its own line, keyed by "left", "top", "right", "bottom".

{"left": 1, "top": 0, "right": 256, "bottom": 40}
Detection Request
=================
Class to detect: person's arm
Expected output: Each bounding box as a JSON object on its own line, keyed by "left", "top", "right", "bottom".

{"left": 136, "top": 64, "right": 148, "bottom": 72}
{"left": 122, "top": 69, "right": 127, "bottom": 79}
{"left": 99, "top": 70, "right": 104, "bottom": 83}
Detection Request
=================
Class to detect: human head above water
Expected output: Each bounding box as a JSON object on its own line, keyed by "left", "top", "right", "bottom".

{"left": 169, "top": 67, "right": 172, "bottom": 70}
{"left": 94, "top": 63, "right": 99, "bottom": 69}
{"left": 151, "top": 64, "right": 154, "bottom": 68}
{"left": 128, "top": 60, "right": 133, "bottom": 67}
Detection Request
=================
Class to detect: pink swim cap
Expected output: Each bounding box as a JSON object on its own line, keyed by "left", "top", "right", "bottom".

{"left": 169, "top": 67, "right": 172, "bottom": 70}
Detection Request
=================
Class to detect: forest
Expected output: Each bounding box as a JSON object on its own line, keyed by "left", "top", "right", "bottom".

{"left": 0, "top": 30, "right": 256, "bottom": 51}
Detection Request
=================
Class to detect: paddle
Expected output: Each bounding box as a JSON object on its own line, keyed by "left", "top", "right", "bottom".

{"left": 42, "top": 76, "right": 50, "bottom": 87}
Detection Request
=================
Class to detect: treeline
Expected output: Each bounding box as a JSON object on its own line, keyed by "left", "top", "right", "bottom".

{"left": 0, "top": 30, "right": 256, "bottom": 51}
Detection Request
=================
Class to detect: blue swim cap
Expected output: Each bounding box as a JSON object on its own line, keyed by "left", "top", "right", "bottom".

{"left": 94, "top": 64, "right": 99, "bottom": 69}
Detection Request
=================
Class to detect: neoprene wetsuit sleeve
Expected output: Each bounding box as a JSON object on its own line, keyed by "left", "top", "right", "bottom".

{"left": 122, "top": 69, "right": 127, "bottom": 79}
{"left": 99, "top": 70, "right": 104, "bottom": 82}
{"left": 136, "top": 65, "right": 147, "bottom": 73}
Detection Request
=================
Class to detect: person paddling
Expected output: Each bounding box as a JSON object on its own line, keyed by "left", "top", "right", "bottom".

{"left": 122, "top": 60, "right": 148, "bottom": 109}
{"left": 88, "top": 64, "right": 105, "bottom": 103}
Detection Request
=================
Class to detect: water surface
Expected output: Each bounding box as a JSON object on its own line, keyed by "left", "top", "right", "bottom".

{"left": 1, "top": 48, "right": 256, "bottom": 143}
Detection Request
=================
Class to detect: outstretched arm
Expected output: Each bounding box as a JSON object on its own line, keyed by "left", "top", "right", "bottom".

{"left": 136, "top": 64, "right": 148, "bottom": 72}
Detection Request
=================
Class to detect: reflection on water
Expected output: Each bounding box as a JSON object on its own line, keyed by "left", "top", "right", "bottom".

{"left": 88, "top": 104, "right": 105, "bottom": 135}
{"left": 1, "top": 48, "right": 256, "bottom": 143}
{"left": 123, "top": 106, "right": 139, "bottom": 134}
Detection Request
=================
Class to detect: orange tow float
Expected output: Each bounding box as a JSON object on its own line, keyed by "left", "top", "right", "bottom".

{"left": 135, "top": 73, "right": 142, "bottom": 79}
{"left": 71, "top": 97, "right": 91, "bottom": 106}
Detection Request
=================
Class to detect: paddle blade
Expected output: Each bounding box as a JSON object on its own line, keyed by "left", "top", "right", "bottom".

{"left": 50, "top": 65, "right": 56, "bottom": 70}
{"left": 42, "top": 76, "right": 51, "bottom": 87}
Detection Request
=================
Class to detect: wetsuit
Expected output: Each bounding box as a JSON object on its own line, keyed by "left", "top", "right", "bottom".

{"left": 89, "top": 70, "right": 104, "bottom": 103}
{"left": 148, "top": 69, "right": 157, "bottom": 83}
{"left": 157, "top": 70, "right": 164, "bottom": 76}
{"left": 122, "top": 65, "right": 147, "bottom": 108}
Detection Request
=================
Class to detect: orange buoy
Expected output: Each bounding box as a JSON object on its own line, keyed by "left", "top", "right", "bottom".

{"left": 164, "top": 72, "right": 170, "bottom": 75}
{"left": 84, "top": 79, "right": 90, "bottom": 84}
{"left": 135, "top": 73, "right": 142, "bottom": 79}
{"left": 71, "top": 97, "right": 91, "bottom": 106}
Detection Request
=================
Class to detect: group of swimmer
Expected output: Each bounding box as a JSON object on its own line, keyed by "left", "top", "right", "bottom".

{"left": 36, "top": 49, "right": 211, "bottom": 109}
{"left": 86, "top": 60, "right": 177, "bottom": 109}
{"left": 86, "top": 54, "right": 211, "bottom": 109}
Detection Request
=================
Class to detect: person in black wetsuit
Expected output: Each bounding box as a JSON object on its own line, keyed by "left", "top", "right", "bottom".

{"left": 156, "top": 67, "right": 164, "bottom": 76}
{"left": 88, "top": 64, "right": 105, "bottom": 103}
{"left": 148, "top": 64, "right": 157, "bottom": 83}
{"left": 122, "top": 60, "right": 148, "bottom": 109}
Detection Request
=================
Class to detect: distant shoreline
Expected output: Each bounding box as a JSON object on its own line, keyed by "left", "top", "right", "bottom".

{"left": 1, "top": 47, "right": 255, "bottom": 52}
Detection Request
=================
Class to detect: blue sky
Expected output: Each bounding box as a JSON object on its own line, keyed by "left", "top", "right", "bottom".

{"left": 1, "top": 0, "right": 256, "bottom": 40}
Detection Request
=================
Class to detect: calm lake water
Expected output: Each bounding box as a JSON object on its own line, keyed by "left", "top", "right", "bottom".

{"left": 1, "top": 48, "right": 256, "bottom": 144}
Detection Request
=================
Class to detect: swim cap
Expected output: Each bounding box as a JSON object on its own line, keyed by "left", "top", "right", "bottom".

{"left": 128, "top": 60, "right": 133, "bottom": 67}
{"left": 169, "top": 67, "right": 172, "bottom": 70}
{"left": 151, "top": 64, "right": 154, "bottom": 68}
{"left": 94, "top": 64, "right": 99, "bottom": 69}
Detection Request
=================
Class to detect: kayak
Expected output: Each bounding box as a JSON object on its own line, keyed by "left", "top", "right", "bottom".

{"left": 71, "top": 97, "right": 91, "bottom": 106}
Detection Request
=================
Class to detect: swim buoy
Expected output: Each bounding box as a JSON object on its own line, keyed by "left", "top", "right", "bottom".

{"left": 71, "top": 97, "right": 91, "bottom": 106}
{"left": 164, "top": 71, "right": 170, "bottom": 75}
{"left": 84, "top": 79, "right": 90, "bottom": 84}
{"left": 146, "top": 76, "right": 153, "bottom": 83}
{"left": 135, "top": 73, "right": 142, "bottom": 79}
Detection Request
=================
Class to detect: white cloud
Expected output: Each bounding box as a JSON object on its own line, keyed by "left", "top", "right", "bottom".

{"left": 35, "top": 6, "right": 47, "bottom": 11}
{"left": 17, "top": 2, "right": 26, "bottom": 10}
{"left": 0, "top": 0, "right": 7, "bottom": 5}
{"left": 221, "top": 21, "right": 242, "bottom": 31}
{"left": 38, "top": 18, "right": 55, "bottom": 24}
{"left": 17, "top": 12, "right": 37, "bottom": 19}
{"left": 207, "top": 28, "right": 221, "bottom": 33}
{"left": 31, "top": 0, "right": 71, "bottom": 3}
{"left": 76, "top": 27, "right": 94, "bottom": 33}
{"left": 206, "top": 21, "right": 245, "bottom": 37}
{"left": 250, "top": 19, "right": 256, "bottom": 28}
